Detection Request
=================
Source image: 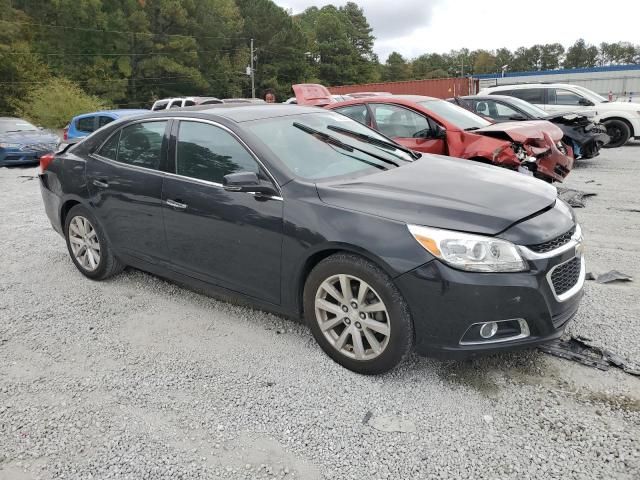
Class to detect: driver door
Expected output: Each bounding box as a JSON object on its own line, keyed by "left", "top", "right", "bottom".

{"left": 368, "top": 103, "right": 446, "bottom": 155}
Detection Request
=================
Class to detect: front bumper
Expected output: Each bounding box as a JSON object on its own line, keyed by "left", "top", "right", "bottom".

{"left": 395, "top": 236, "right": 584, "bottom": 359}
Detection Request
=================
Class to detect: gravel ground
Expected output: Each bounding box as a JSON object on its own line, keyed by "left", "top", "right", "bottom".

{"left": 1, "top": 145, "right": 639, "bottom": 480}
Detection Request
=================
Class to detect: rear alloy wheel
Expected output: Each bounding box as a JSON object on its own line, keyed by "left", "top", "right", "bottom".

{"left": 603, "top": 119, "right": 630, "bottom": 148}
{"left": 304, "top": 253, "right": 413, "bottom": 374}
{"left": 64, "top": 205, "right": 124, "bottom": 280}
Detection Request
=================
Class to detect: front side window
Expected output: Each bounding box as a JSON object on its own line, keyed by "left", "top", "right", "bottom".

{"left": 116, "top": 121, "right": 167, "bottom": 170}
{"left": 76, "top": 116, "right": 95, "bottom": 133}
{"left": 335, "top": 104, "right": 369, "bottom": 126}
{"left": 509, "top": 88, "right": 545, "bottom": 104}
{"left": 550, "top": 89, "right": 584, "bottom": 106}
{"left": 370, "top": 104, "right": 430, "bottom": 138}
{"left": 152, "top": 101, "right": 168, "bottom": 111}
{"left": 183, "top": 100, "right": 196, "bottom": 107}
{"left": 169, "top": 100, "right": 182, "bottom": 109}
{"left": 176, "top": 121, "right": 259, "bottom": 184}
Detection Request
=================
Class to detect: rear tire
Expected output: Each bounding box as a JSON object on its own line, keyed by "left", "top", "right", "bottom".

{"left": 603, "top": 119, "right": 630, "bottom": 148}
{"left": 303, "top": 253, "right": 413, "bottom": 375}
{"left": 64, "top": 204, "right": 124, "bottom": 280}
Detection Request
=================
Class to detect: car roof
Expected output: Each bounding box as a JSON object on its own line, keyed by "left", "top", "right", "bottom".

{"left": 142, "top": 104, "right": 324, "bottom": 123}
{"left": 485, "top": 83, "right": 575, "bottom": 90}
{"left": 458, "top": 94, "right": 515, "bottom": 100}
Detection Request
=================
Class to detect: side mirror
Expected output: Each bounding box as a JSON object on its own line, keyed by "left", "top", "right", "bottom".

{"left": 578, "top": 98, "right": 594, "bottom": 106}
{"left": 223, "top": 171, "right": 278, "bottom": 196}
{"left": 433, "top": 124, "right": 447, "bottom": 139}
{"left": 508, "top": 113, "right": 527, "bottom": 121}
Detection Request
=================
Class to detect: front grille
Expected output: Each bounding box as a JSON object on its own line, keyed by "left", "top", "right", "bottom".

{"left": 550, "top": 257, "right": 581, "bottom": 296}
{"left": 527, "top": 227, "right": 575, "bottom": 253}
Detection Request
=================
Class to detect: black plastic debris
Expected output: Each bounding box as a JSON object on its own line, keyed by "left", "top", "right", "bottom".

{"left": 556, "top": 187, "right": 597, "bottom": 208}
{"left": 595, "top": 270, "right": 633, "bottom": 284}
{"left": 539, "top": 336, "right": 640, "bottom": 376}
{"left": 585, "top": 272, "right": 597, "bottom": 281}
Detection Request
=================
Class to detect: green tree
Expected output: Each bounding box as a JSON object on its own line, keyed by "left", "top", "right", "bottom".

{"left": 564, "top": 39, "right": 598, "bottom": 68}
{"left": 473, "top": 50, "right": 497, "bottom": 74}
{"left": 14, "top": 78, "right": 108, "bottom": 128}
{"left": 382, "top": 52, "right": 410, "bottom": 81}
{"left": 539, "top": 43, "right": 564, "bottom": 70}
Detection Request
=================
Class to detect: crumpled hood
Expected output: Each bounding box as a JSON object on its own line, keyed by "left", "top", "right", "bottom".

{"left": 474, "top": 120, "right": 564, "bottom": 143}
{"left": 316, "top": 154, "right": 557, "bottom": 235}
{"left": 0, "top": 130, "right": 59, "bottom": 147}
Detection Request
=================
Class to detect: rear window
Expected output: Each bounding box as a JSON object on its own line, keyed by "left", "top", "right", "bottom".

{"left": 98, "top": 116, "right": 114, "bottom": 128}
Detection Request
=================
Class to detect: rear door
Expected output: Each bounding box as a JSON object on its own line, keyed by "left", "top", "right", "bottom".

{"left": 86, "top": 119, "right": 170, "bottom": 262}
{"left": 368, "top": 103, "right": 447, "bottom": 155}
{"left": 161, "top": 119, "right": 284, "bottom": 304}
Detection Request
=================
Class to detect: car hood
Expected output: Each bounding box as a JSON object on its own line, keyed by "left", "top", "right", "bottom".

{"left": 316, "top": 154, "right": 557, "bottom": 235}
{"left": 473, "top": 120, "right": 563, "bottom": 143}
{"left": 0, "top": 130, "right": 59, "bottom": 146}
{"left": 596, "top": 101, "right": 640, "bottom": 112}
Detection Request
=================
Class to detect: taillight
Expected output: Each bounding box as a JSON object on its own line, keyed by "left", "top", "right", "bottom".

{"left": 63, "top": 127, "right": 68, "bottom": 141}
{"left": 39, "top": 153, "right": 55, "bottom": 173}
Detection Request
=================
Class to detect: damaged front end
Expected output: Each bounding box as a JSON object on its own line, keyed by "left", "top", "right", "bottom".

{"left": 547, "top": 112, "right": 610, "bottom": 160}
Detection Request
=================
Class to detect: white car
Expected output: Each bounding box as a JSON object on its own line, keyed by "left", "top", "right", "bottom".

{"left": 150, "top": 96, "right": 223, "bottom": 111}
{"left": 479, "top": 83, "right": 640, "bottom": 147}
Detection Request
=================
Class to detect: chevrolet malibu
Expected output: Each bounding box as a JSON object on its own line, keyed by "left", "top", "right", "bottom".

{"left": 38, "top": 105, "right": 585, "bottom": 374}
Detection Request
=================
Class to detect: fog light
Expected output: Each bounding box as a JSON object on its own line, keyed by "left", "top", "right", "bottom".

{"left": 479, "top": 322, "right": 498, "bottom": 339}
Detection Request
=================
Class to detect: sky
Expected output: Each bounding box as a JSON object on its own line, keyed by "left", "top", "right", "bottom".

{"left": 275, "top": 0, "right": 640, "bottom": 61}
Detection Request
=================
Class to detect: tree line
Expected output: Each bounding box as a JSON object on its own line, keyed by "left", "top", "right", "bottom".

{"left": 1, "top": 0, "right": 638, "bottom": 127}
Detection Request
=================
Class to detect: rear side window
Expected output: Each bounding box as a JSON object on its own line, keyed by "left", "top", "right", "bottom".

{"left": 335, "top": 104, "right": 369, "bottom": 126}
{"left": 152, "top": 101, "right": 168, "bottom": 111}
{"left": 184, "top": 100, "right": 196, "bottom": 107}
{"left": 98, "top": 116, "right": 114, "bottom": 128}
{"left": 116, "top": 121, "right": 168, "bottom": 170}
{"left": 509, "top": 88, "right": 545, "bottom": 104}
{"left": 169, "top": 100, "right": 182, "bottom": 109}
{"left": 98, "top": 131, "right": 120, "bottom": 160}
{"left": 549, "top": 89, "right": 583, "bottom": 106}
{"left": 76, "top": 116, "right": 95, "bottom": 133}
{"left": 176, "top": 121, "right": 259, "bottom": 184}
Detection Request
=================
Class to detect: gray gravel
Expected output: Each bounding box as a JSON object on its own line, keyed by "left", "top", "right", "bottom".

{"left": 1, "top": 145, "right": 639, "bottom": 480}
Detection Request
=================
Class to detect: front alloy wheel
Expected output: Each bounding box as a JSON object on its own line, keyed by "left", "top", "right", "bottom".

{"left": 304, "top": 253, "right": 413, "bottom": 374}
{"left": 315, "top": 274, "right": 391, "bottom": 361}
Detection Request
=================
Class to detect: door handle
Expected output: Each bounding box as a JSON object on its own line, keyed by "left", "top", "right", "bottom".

{"left": 92, "top": 179, "right": 109, "bottom": 188}
{"left": 165, "top": 199, "right": 188, "bottom": 210}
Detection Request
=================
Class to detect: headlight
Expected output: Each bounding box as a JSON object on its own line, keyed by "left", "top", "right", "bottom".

{"left": 407, "top": 225, "right": 528, "bottom": 272}
{"left": 0, "top": 143, "right": 21, "bottom": 149}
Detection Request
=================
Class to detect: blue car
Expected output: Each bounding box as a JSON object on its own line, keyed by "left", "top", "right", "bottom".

{"left": 0, "top": 117, "right": 60, "bottom": 167}
{"left": 64, "top": 109, "right": 148, "bottom": 141}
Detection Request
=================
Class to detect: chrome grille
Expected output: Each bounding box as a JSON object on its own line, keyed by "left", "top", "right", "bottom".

{"left": 550, "top": 257, "right": 581, "bottom": 296}
{"left": 527, "top": 227, "right": 575, "bottom": 253}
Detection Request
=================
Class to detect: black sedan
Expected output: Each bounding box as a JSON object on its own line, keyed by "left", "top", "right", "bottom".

{"left": 449, "top": 95, "right": 610, "bottom": 159}
{"left": 38, "top": 105, "right": 585, "bottom": 374}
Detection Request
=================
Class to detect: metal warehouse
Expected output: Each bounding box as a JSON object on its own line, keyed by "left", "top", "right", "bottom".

{"left": 475, "top": 64, "right": 640, "bottom": 101}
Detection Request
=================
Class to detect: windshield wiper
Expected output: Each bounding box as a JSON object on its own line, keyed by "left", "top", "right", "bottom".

{"left": 327, "top": 124, "right": 421, "bottom": 160}
{"left": 464, "top": 127, "right": 480, "bottom": 131}
{"left": 293, "top": 122, "right": 399, "bottom": 168}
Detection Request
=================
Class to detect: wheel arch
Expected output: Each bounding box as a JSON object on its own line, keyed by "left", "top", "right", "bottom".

{"left": 294, "top": 243, "right": 398, "bottom": 317}
{"left": 602, "top": 116, "right": 634, "bottom": 137}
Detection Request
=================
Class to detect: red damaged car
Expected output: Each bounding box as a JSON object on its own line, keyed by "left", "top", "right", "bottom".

{"left": 293, "top": 84, "right": 574, "bottom": 182}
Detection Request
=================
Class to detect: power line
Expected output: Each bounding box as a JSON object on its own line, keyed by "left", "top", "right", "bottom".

{"left": 0, "top": 19, "right": 250, "bottom": 41}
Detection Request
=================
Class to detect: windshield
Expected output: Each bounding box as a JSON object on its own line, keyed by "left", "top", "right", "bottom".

{"left": 419, "top": 100, "right": 491, "bottom": 130}
{"left": 0, "top": 119, "right": 38, "bottom": 134}
{"left": 245, "top": 112, "right": 413, "bottom": 180}
{"left": 571, "top": 85, "right": 607, "bottom": 103}
{"left": 502, "top": 96, "right": 548, "bottom": 118}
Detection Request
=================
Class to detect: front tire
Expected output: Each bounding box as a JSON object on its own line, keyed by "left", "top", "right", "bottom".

{"left": 603, "top": 119, "right": 630, "bottom": 148}
{"left": 303, "top": 253, "right": 413, "bottom": 375}
{"left": 64, "top": 205, "right": 124, "bottom": 280}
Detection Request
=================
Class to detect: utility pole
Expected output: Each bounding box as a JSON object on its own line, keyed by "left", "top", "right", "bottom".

{"left": 250, "top": 38, "right": 255, "bottom": 99}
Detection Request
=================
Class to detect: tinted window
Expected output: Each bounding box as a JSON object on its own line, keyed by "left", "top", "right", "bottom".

{"left": 117, "top": 121, "right": 167, "bottom": 170}
{"left": 169, "top": 100, "right": 182, "bottom": 109}
{"left": 335, "top": 104, "right": 369, "bottom": 125}
{"left": 76, "top": 116, "right": 95, "bottom": 132}
{"left": 152, "top": 101, "right": 168, "bottom": 111}
{"left": 184, "top": 100, "right": 196, "bottom": 107}
{"left": 98, "top": 116, "right": 114, "bottom": 128}
{"left": 370, "top": 104, "right": 430, "bottom": 138}
{"left": 509, "top": 88, "right": 545, "bottom": 104}
{"left": 176, "top": 121, "right": 259, "bottom": 184}
{"left": 98, "top": 131, "right": 120, "bottom": 160}
{"left": 550, "top": 89, "right": 584, "bottom": 106}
